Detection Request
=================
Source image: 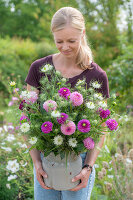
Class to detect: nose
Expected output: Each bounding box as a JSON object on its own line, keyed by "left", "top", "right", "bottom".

{"left": 62, "top": 43, "right": 70, "bottom": 50}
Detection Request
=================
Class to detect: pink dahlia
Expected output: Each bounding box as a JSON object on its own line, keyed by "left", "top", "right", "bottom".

{"left": 61, "top": 121, "right": 76, "bottom": 135}
{"left": 41, "top": 121, "right": 53, "bottom": 134}
{"left": 77, "top": 119, "right": 91, "bottom": 133}
{"left": 28, "top": 91, "right": 38, "bottom": 104}
{"left": 99, "top": 109, "right": 110, "bottom": 119}
{"left": 57, "top": 113, "right": 68, "bottom": 124}
{"left": 20, "top": 115, "right": 29, "bottom": 124}
{"left": 83, "top": 137, "right": 95, "bottom": 150}
{"left": 70, "top": 92, "right": 83, "bottom": 106}
{"left": 58, "top": 87, "right": 71, "bottom": 99}
{"left": 105, "top": 119, "right": 118, "bottom": 131}
{"left": 43, "top": 100, "right": 57, "bottom": 112}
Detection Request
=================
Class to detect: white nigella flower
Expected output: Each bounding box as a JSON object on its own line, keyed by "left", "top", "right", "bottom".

{"left": 76, "top": 80, "right": 85, "bottom": 86}
{"left": 0, "top": 127, "right": 3, "bottom": 133}
{"left": 6, "top": 159, "right": 19, "bottom": 173}
{"left": 6, "top": 184, "right": 11, "bottom": 189}
{"left": 7, "top": 174, "right": 17, "bottom": 181}
{"left": 93, "top": 120, "right": 98, "bottom": 125}
{"left": 10, "top": 81, "right": 16, "bottom": 87}
{"left": 29, "top": 137, "right": 38, "bottom": 145}
{"left": 21, "top": 162, "right": 28, "bottom": 167}
{"left": 21, "top": 91, "right": 29, "bottom": 98}
{"left": 53, "top": 135, "right": 63, "bottom": 145}
{"left": 92, "top": 81, "right": 101, "bottom": 89}
{"left": 86, "top": 102, "right": 95, "bottom": 109}
{"left": 112, "top": 93, "right": 116, "bottom": 99}
{"left": 125, "top": 158, "right": 132, "bottom": 164}
{"left": 20, "top": 143, "right": 27, "bottom": 148}
{"left": 94, "top": 93, "right": 103, "bottom": 100}
{"left": 61, "top": 78, "right": 67, "bottom": 82}
{"left": 55, "top": 70, "right": 61, "bottom": 76}
{"left": 6, "top": 134, "right": 15, "bottom": 142}
{"left": 51, "top": 110, "right": 61, "bottom": 118}
{"left": 98, "top": 101, "right": 107, "bottom": 108}
{"left": 41, "top": 64, "right": 53, "bottom": 72}
{"left": 107, "top": 175, "right": 114, "bottom": 179}
{"left": 1, "top": 147, "right": 12, "bottom": 152}
{"left": 94, "top": 164, "right": 99, "bottom": 168}
{"left": 20, "top": 123, "right": 30, "bottom": 133}
{"left": 68, "top": 138, "right": 77, "bottom": 148}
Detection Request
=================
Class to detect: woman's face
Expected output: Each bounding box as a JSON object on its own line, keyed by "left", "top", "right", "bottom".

{"left": 53, "top": 26, "right": 83, "bottom": 58}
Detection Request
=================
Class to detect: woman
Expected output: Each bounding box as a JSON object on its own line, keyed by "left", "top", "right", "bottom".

{"left": 25, "top": 7, "right": 109, "bottom": 200}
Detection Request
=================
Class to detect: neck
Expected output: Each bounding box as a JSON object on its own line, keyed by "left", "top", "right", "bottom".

{"left": 58, "top": 53, "right": 78, "bottom": 69}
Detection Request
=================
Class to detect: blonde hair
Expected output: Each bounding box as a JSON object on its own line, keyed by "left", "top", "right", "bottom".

{"left": 51, "top": 7, "right": 93, "bottom": 70}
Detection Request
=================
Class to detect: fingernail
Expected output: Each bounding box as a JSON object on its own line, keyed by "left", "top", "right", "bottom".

{"left": 44, "top": 175, "right": 47, "bottom": 178}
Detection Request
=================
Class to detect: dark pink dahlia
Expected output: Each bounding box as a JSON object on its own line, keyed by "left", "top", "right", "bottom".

{"left": 58, "top": 87, "right": 71, "bottom": 99}
{"left": 105, "top": 119, "right": 118, "bottom": 131}
{"left": 100, "top": 109, "right": 110, "bottom": 119}
{"left": 77, "top": 119, "right": 91, "bottom": 133}
{"left": 41, "top": 121, "right": 53, "bottom": 133}
{"left": 57, "top": 113, "right": 68, "bottom": 124}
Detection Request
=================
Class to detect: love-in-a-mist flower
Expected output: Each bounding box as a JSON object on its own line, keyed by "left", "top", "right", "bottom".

{"left": 70, "top": 91, "right": 83, "bottom": 106}
{"left": 53, "top": 135, "right": 63, "bottom": 145}
{"left": 20, "top": 91, "right": 38, "bottom": 104}
{"left": 29, "top": 137, "right": 38, "bottom": 145}
{"left": 20, "top": 123, "right": 30, "bottom": 133}
{"left": 86, "top": 102, "right": 95, "bottom": 109}
{"left": 41, "top": 64, "right": 53, "bottom": 72}
{"left": 43, "top": 100, "right": 57, "bottom": 112}
{"left": 57, "top": 113, "right": 68, "bottom": 124}
{"left": 68, "top": 138, "right": 77, "bottom": 147}
{"left": 41, "top": 121, "right": 53, "bottom": 133}
{"left": 92, "top": 81, "right": 101, "bottom": 89}
{"left": 51, "top": 110, "right": 60, "bottom": 118}
{"left": 77, "top": 119, "right": 91, "bottom": 133}
{"left": 61, "top": 121, "right": 76, "bottom": 135}
{"left": 83, "top": 137, "right": 95, "bottom": 150}
{"left": 105, "top": 119, "right": 118, "bottom": 131}
{"left": 58, "top": 87, "right": 71, "bottom": 99}
{"left": 99, "top": 109, "right": 110, "bottom": 119}
{"left": 98, "top": 101, "right": 107, "bottom": 108}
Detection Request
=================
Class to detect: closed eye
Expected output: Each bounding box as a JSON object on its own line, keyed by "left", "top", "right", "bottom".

{"left": 57, "top": 41, "right": 76, "bottom": 44}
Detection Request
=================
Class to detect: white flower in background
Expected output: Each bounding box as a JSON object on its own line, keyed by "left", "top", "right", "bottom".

{"left": 6, "top": 134, "right": 15, "bottom": 142}
{"left": 108, "top": 168, "right": 112, "bottom": 171}
{"left": 3, "top": 125, "right": 8, "bottom": 132}
{"left": 104, "top": 145, "right": 110, "bottom": 153}
{"left": 7, "top": 174, "right": 17, "bottom": 181}
{"left": 6, "top": 160, "right": 19, "bottom": 173}
{"left": 111, "top": 93, "right": 116, "bottom": 99}
{"left": 41, "top": 64, "right": 53, "bottom": 72}
{"left": 1, "top": 147, "right": 12, "bottom": 152}
{"left": 68, "top": 138, "right": 77, "bottom": 147}
{"left": 92, "top": 81, "right": 101, "bottom": 89}
{"left": 1, "top": 142, "right": 5, "bottom": 145}
{"left": 86, "top": 102, "right": 95, "bottom": 109}
{"left": 125, "top": 158, "right": 132, "bottom": 164}
{"left": 6, "top": 184, "right": 11, "bottom": 189}
{"left": 20, "top": 143, "right": 27, "bottom": 148}
{"left": 29, "top": 137, "right": 38, "bottom": 145}
{"left": 20, "top": 123, "right": 30, "bottom": 133}
{"left": 94, "top": 164, "right": 99, "bottom": 168}
{"left": 10, "top": 81, "right": 16, "bottom": 86}
{"left": 51, "top": 110, "right": 61, "bottom": 118}
{"left": 98, "top": 101, "right": 107, "bottom": 108}
{"left": 21, "top": 162, "right": 27, "bottom": 167}
{"left": 0, "top": 127, "right": 3, "bottom": 133}
{"left": 53, "top": 135, "right": 63, "bottom": 146}
{"left": 107, "top": 175, "right": 114, "bottom": 179}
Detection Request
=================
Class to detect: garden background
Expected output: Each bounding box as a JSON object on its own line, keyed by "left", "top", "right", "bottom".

{"left": 0, "top": 0, "right": 133, "bottom": 199}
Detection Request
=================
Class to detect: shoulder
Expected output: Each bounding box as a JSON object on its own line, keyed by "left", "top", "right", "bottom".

{"left": 90, "top": 62, "right": 107, "bottom": 78}
{"left": 30, "top": 54, "right": 53, "bottom": 71}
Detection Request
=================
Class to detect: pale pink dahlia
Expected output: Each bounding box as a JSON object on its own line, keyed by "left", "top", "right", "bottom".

{"left": 43, "top": 100, "right": 57, "bottom": 112}
{"left": 99, "top": 109, "right": 110, "bottom": 119}
{"left": 77, "top": 119, "right": 91, "bottom": 133}
{"left": 28, "top": 91, "right": 38, "bottom": 103}
{"left": 105, "top": 119, "right": 118, "bottom": 131}
{"left": 70, "top": 91, "right": 83, "bottom": 106}
{"left": 57, "top": 113, "right": 68, "bottom": 124}
{"left": 58, "top": 87, "right": 71, "bottom": 99}
{"left": 83, "top": 137, "right": 95, "bottom": 150}
{"left": 41, "top": 121, "right": 53, "bottom": 133}
{"left": 61, "top": 121, "right": 76, "bottom": 135}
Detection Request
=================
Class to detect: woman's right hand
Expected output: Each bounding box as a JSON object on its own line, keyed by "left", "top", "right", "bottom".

{"left": 35, "top": 161, "right": 53, "bottom": 190}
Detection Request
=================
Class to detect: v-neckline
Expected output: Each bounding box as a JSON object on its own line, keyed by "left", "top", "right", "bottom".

{"left": 50, "top": 54, "right": 88, "bottom": 80}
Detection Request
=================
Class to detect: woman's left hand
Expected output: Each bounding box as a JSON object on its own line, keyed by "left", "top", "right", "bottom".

{"left": 69, "top": 168, "right": 91, "bottom": 191}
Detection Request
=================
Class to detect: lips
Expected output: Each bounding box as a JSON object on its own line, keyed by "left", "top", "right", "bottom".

{"left": 63, "top": 51, "right": 72, "bottom": 54}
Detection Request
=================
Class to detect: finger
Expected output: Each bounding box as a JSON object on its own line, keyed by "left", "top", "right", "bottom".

{"left": 38, "top": 174, "right": 52, "bottom": 190}
{"left": 69, "top": 182, "right": 86, "bottom": 192}
{"left": 72, "top": 173, "right": 82, "bottom": 183}
{"left": 39, "top": 168, "right": 48, "bottom": 178}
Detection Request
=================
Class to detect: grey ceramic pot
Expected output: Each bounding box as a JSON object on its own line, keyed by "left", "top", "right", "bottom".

{"left": 42, "top": 152, "right": 82, "bottom": 190}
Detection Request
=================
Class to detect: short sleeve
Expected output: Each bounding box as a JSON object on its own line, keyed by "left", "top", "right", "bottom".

{"left": 25, "top": 62, "right": 40, "bottom": 89}
{"left": 97, "top": 72, "right": 110, "bottom": 98}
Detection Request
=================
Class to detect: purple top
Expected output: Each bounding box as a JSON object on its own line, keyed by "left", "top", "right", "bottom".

{"left": 25, "top": 54, "right": 109, "bottom": 98}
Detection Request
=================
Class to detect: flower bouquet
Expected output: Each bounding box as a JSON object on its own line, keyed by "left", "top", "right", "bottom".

{"left": 10, "top": 64, "right": 118, "bottom": 190}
